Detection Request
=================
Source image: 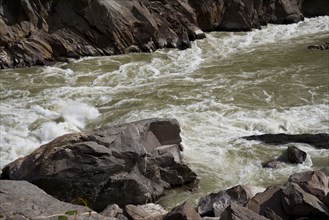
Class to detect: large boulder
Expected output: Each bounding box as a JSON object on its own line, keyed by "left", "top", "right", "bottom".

{"left": 282, "top": 182, "right": 329, "bottom": 218}
{"left": 288, "top": 170, "right": 329, "bottom": 201}
{"left": 1, "top": 118, "right": 197, "bottom": 211}
{"left": 242, "top": 133, "right": 329, "bottom": 149}
{"left": 286, "top": 145, "right": 307, "bottom": 164}
{"left": 246, "top": 185, "right": 289, "bottom": 219}
{"left": 0, "top": 180, "right": 109, "bottom": 219}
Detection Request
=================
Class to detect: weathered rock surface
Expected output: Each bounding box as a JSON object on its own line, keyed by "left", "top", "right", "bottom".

{"left": 0, "top": 180, "right": 110, "bottom": 220}
{"left": 220, "top": 203, "right": 269, "bottom": 220}
{"left": 246, "top": 170, "right": 329, "bottom": 220}
{"left": 288, "top": 170, "right": 329, "bottom": 201}
{"left": 242, "top": 133, "right": 329, "bottom": 149}
{"left": 1, "top": 118, "right": 197, "bottom": 211}
{"left": 197, "top": 185, "right": 264, "bottom": 217}
{"left": 0, "top": 0, "right": 323, "bottom": 69}
{"left": 282, "top": 182, "right": 329, "bottom": 218}
{"left": 163, "top": 202, "right": 202, "bottom": 220}
{"left": 124, "top": 203, "right": 168, "bottom": 220}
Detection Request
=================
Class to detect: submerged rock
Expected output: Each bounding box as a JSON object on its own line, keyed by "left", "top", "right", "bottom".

{"left": 308, "top": 42, "right": 329, "bottom": 50}
{"left": 1, "top": 118, "right": 197, "bottom": 211}
{"left": 242, "top": 133, "right": 329, "bottom": 149}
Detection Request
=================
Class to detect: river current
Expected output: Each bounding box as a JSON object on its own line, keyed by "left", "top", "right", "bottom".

{"left": 1, "top": 16, "right": 329, "bottom": 208}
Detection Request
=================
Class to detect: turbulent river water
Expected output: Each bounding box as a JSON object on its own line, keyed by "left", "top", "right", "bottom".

{"left": 1, "top": 16, "right": 329, "bottom": 208}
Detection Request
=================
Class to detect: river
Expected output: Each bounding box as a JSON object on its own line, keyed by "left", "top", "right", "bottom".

{"left": 0, "top": 16, "right": 328, "bottom": 208}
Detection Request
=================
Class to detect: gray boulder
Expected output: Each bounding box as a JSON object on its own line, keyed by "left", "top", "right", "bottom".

{"left": 1, "top": 118, "right": 197, "bottom": 211}
{"left": 198, "top": 185, "right": 264, "bottom": 217}
{"left": 288, "top": 170, "right": 329, "bottom": 201}
{"left": 0, "top": 180, "right": 110, "bottom": 220}
{"left": 282, "top": 182, "right": 329, "bottom": 218}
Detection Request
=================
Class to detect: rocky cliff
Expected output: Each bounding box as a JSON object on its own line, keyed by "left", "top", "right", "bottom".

{"left": 0, "top": 0, "right": 328, "bottom": 69}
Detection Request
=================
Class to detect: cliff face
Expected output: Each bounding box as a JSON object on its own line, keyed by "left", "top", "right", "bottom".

{"left": 0, "top": 0, "right": 327, "bottom": 69}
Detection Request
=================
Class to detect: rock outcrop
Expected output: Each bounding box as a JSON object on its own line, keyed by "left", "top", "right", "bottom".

{"left": 0, "top": 118, "right": 197, "bottom": 211}
{"left": 242, "top": 133, "right": 329, "bottom": 149}
{"left": 0, "top": 180, "right": 109, "bottom": 219}
{"left": 1, "top": 0, "right": 324, "bottom": 69}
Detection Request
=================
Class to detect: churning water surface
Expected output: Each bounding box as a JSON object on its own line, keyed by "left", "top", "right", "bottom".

{"left": 0, "top": 16, "right": 329, "bottom": 208}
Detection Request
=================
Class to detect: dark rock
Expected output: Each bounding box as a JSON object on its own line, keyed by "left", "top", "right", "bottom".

{"left": 246, "top": 185, "right": 289, "bottom": 220}
{"left": 282, "top": 182, "right": 329, "bottom": 218}
{"left": 1, "top": 118, "right": 197, "bottom": 211}
{"left": 288, "top": 170, "right": 329, "bottom": 201}
{"left": 302, "top": 0, "right": 329, "bottom": 17}
{"left": 198, "top": 185, "right": 264, "bottom": 217}
{"left": 242, "top": 133, "right": 329, "bottom": 149}
{"left": 188, "top": 0, "right": 226, "bottom": 32}
{"left": 217, "top": 0, "right": 260, "bottom": 31}
{"left": 287, "top": 145, "right": 307, "bottom": 164}
{"left": 220, "top": 203, "right": 269, "bottom": 220}
{"left": 0, "top": 180, "right": 109, "bottom": 219}
{"left": 260, "top": 0, "right": 304, "bottom": 24}
{"left": 163, "top": 202, "right": 202, "bottom": 220}
{"left": 0, "top": 0, "right": 205, "bottom": 68}
{"left": 308, "top": 42, "right": 329, "bottom": 50}
{"left": 124, "top": 203, "right": 167, "bottom": 220}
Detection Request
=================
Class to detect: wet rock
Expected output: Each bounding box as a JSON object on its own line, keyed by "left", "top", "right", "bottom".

{"left": 287, "top": 145, "right": 307, "bottom": 164}
{"left": 124, "top": 203, "right": 167, "bottom": 220}
{"left": 308, "top": 42, "right": 329, "bottom": 50}
{"left": 242, "top": 133, "right": 329, "bottom": 149}
{"left": 261, "top": 159, "right": 282, "bottom": 169}
{"left": 220, "top": 203, "right": 269, "bottom": 220}
{"left": 282, "top": 182, "right": 329, "bottom": 218}
{"left": 0, "top": 180, "right": 108, "bottom": 219}
{"left": 163, "top": 202, "right": 202, "bottom": 220}
{"left": 288, "top": 170, "right": 329, "bottom": 201}
{"left": 1, "top": 118, "right": 197, "bottom": 211}
{"left": 302, "top": 0, "right": 329, "bottom": 17}
{"left": 198, "top": 185, "right": 264, "bottom": 217}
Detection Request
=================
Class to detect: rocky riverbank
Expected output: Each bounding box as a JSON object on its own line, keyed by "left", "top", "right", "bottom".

{"left": 1, "top": 0, "right": 328, "bottom": 69}
{"left": 1, "top": 118, "right": 328, "bottom": 219}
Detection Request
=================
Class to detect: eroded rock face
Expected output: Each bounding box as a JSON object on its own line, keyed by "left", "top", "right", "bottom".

{"left": 1, "top": 118, "right": 197, "bottom": 211}
{"left": 163, "top": 202, "right": 202, "bottom": 220}
{"left": 0, "top": 0, "right": 323, "bottom": 69}
{"left": 0, "top": 0, "right": 204, "bottom": 68}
